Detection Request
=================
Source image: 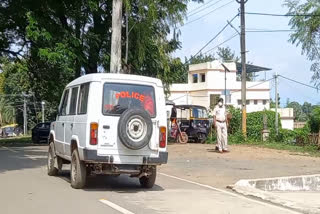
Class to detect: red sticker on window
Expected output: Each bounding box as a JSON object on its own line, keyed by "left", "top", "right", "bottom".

{"left": 115, "top": 91, "right": 145, "bottom": 102}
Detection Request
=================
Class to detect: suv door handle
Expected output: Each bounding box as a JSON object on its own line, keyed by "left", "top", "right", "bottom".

{"left": 103, "top": 125, "right": 110, "bottom": 129}
{"left": 71, "top": 123, "right": 73, "bottom": 129}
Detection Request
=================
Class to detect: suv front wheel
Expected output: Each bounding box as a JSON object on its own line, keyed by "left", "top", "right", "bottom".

{"left": 70, "top": 149, "right": 87, "bottom": 189}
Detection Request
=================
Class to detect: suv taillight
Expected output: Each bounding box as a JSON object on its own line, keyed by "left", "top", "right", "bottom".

{"left": 90, "top": 123, "right": 98, "bottom": 145}
{"left": 159, "top": 127, "right": 166, "bottom": 148}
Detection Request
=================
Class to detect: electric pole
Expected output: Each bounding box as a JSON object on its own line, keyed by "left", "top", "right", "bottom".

{"left": 125, "top": 8, "right": 129, "bottom": 64}
{"left": 23, "top": 93, "right": 27, "bottom": 135}
{"left": 237, "top": 0, "right": 248, "bottom": 137}
{"left": 275, "top": 73, "right": 279, "bottom": 135}
{"left": 110, "top": 0, "right": 123, "bottom": 73}
{"left": 41, "top": 101, "right": 45, "bottom": 123}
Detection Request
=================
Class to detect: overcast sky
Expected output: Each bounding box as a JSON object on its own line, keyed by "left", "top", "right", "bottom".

{"left": 174, "top": 0, "right": 319, "bottom": 106}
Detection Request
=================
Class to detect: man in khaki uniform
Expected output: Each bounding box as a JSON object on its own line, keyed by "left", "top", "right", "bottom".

{"left": 213, "top": 98, "right": 229, "bottom": 153}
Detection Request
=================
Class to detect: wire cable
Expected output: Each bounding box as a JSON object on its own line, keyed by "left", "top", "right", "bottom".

{"left": 278, "top": 75, "right": 319, "bottom": 91}
{"left": 188, "top": 0, "right": 227, "bottom": 17}
{"left": 230, "top": 77, "right": 275, "bottom": 94}
{"left": 186, "top": 13, "right": 239, "bottom": 63}
{"left": 246, "top": 30, "right": 295, "bottom": 33}
{"left": 182, "top": 0, "right": 235, "bottom": 27}
{"left": 246, "top": 12, "right": 320, "bottom": 17}
{"left": 203, "top": 33, "right": 238, "bottom": 55}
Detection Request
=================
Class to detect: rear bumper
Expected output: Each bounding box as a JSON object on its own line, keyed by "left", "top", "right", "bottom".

{"left": 82, "top": 149, "right": 168, "bottom": 165}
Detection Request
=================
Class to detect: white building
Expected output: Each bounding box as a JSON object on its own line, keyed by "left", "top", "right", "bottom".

{"left": 169, "top": 60, "right": 271, "bottom": 113}
{"left": 271, "top": 108, "right": 295, "bottom": 130}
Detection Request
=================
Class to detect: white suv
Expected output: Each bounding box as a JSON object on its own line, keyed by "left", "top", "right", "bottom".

{"left": 47, "top": 73, "right": 168, "bottom": 189}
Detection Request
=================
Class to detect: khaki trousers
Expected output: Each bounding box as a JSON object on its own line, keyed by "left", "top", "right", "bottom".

{"left": 216, "top": 121, "right": 228, "bottom": 151}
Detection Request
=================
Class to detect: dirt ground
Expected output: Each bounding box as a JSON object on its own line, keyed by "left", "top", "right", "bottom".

{"left": 159, "top": 143, "right": 320, "bottom": 188}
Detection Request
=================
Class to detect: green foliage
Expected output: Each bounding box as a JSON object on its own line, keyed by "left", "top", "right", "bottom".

{"left": 247, "top": 110, "right": 281, "bottom": 141}
{"left": 227, "top": 106, "right": 241, "bottom": 135}
{"left": 308, "top": 106, "right": 320, "bottom": 133}
{"left": 274, "top": 128, "right": 296, "bottom": 144}
{"left": 294, "top": 125, "right": 311, "bottom": 145}
{"left": 228, "top": 108, "right": 281, "bottom": 142}
{"left": 285, "top": 0, "right": 320, "bottom": 88}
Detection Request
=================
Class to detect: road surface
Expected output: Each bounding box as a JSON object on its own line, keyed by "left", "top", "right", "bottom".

{"left": 0, "top": 145, "right": 301, "bottom": 214}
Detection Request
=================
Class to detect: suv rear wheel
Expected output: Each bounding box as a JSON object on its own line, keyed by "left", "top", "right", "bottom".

{"left": 139, "top": 166, "right": 156, "bottom": 188}
{"left": 70, "top": 149, "right": 87, "bottom": 189}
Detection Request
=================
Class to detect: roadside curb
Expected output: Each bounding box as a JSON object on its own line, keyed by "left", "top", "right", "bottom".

{"left": 229, "top": 174, "right": 320, "bottom": 214}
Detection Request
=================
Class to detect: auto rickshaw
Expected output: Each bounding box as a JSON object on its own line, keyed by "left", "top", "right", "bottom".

{"left": 175, "top": 105, "right": 210, "bottom": 143}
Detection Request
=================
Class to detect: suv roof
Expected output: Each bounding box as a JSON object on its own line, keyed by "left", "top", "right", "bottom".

{"left": 67, "top": 73, "right": 163, "bottom": 88}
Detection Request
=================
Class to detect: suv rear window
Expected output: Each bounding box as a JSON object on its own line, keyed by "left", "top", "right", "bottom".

{"left": 102, "top": 83, "right": 156, "bottom": 117}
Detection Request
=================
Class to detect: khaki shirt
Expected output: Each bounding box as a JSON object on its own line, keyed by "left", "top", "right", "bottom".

{"left": 213, "top": 105, "right": 226, "bottom": 121}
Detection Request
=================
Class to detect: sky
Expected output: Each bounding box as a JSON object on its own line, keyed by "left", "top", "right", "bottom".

{"left": 174, "top": 0, "right": 320, "bottom": 106}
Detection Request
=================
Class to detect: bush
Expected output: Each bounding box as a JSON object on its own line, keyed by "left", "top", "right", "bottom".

{"left": 274, "top": 129, "right": 296, "bottom": 144}
{"left": 308, "top": 107, "right": 320, "bottom": 133}
{"left": 294, "top": 125, "right": 311, "bottom": 145}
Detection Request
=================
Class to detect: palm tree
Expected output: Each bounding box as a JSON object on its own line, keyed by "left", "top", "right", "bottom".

{"left": 0, "top": 98, "right": 16, "bottom": 126}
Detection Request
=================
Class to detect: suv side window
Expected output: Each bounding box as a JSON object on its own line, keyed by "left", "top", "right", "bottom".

{"left": 69, "top": 87, "right": 79, "bottom": 115}
{"left": 60, "top": 89, "right": 70, "bottom": 116}
{"left": 78, "top": 83, "right": 90, "bottom": 114}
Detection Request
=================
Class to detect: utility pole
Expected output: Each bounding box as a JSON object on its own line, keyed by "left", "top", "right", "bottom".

{"left": 110, "top": 0, "right": 123, "bottom": 73}
{"left": 275, "top": 73, "right": 279, "bottom": 135}
{"left": 125, "top": 8, "right": 129, "bottom": 64}
{"left": 23, "top": 93, "right": 27, "bottom": 135}
{"left": 41, "top": 101, "right": 45, "bottom": 123}
{"left": 237, "top": 0, "right": 248, "bottom": 137}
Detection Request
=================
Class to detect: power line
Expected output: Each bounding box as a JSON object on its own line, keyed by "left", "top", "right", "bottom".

{"left": 188, "top": 0, "right": 227, "bottom": 17}
{"left": 245, "top": 12, "right": 320, "bottom": 17}
{"left": 203, "top": 33, "right": 238, "bottom": 54}
{"left": 231, "top": 77, "right": 275, "bottom": 94}
{"left": 278, "top": 75, "right": 319, "bottom": 91}
{"left": 246, "top": 30, "right": 295, "bottom": 33}
{"left": 182, "top": 0, "right": 235, "bottom": 27}
{"left": 186, "top": 13, "right": 239, "bottom": 63}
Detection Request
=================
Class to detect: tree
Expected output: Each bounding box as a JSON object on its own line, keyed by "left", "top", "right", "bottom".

{"left": 285, "top": 0, "right": 320, "bottom": 88}
{"left": 308, "top": 106, "right": 320, "bottom": 133}
{"left": 0, "top": 0, "right": 203, "bottom": 113}
{"left": 216, "top": 47, "right": 240, "bottom": 62}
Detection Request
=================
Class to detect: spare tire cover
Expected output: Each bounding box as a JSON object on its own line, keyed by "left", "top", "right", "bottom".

{"left": 118, "top": 108, "right": 153, "bottom": 150}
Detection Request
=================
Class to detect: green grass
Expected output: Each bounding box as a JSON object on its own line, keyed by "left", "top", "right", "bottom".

{"left": 0, "top": 136, "right": 33, "bottom": 147}
{"left": 233, "top": 141, "right": 320, "bottom": 157}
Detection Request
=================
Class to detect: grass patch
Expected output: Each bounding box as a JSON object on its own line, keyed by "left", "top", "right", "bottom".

{"left": 0, "top": 136, "right": 34, "bottom": 147}
{"left": 234, "top": 141, "right": 320, "bottom": 157}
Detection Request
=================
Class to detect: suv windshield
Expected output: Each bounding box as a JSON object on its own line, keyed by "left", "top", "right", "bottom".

{"left": 103, "top": 83, "right": 156, "bottom": 117}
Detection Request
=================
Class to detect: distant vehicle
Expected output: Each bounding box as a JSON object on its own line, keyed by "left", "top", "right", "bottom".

{"left": 1, "top": 124, "right": 21, "bottom": 138}
{"left": 32, "top": 122, "right": 51, "bottom": 143}
{"left": 175, "top": 105, "right": 210, "bottom": 144}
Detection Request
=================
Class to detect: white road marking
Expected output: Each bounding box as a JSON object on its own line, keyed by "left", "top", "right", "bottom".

{"left": 159, "top": 173, "right": 302, "bottom": 214}
{"left": 99, "top": 199, "right": 135, "bottom": 214}
{"left": 1, "top": 146, "right": 18, "bottom": 153}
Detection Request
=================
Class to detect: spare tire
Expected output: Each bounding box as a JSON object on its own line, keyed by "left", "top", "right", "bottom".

{"left": 118, "top": 108, "right": 153, "bottom": 150}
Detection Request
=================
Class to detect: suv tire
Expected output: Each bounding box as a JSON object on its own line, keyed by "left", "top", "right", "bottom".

{"left": 47, "top": 142, "right": 58, "bottom": 176}
{"left": 70, "top": 149, "right": 87, "bottom": 189}
{"left": 139, "top": 166, "right": 156, "bottom": 188}
{"left": 118, "top": 108, "right": 153, "bottom": 150}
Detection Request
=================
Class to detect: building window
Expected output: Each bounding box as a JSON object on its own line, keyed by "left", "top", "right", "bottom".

{"left": 246, "top": 100, "right": 250, "bottom": 105}
{"left": 254, "top": 100, "right": 258, "bottom": 105}
{"left": 263, "top": 100, "right": 267, "bottom": 105}
{"left": 237, "top": 100, "right": 241, "bottom": 105}
{"left": 193, "top": 74, "right": 198, "bottom": 83}
{"left": 200, "top": 73, "right": 206, "bottom": 82}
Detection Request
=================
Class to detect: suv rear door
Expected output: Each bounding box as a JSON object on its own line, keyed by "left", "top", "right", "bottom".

{"left": 98, "top": 82, "right": 159, "bottom": 155}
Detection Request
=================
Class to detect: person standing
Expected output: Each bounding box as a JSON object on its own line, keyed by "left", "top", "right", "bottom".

{"left": 213, "top": 98, "right": 229, "bottom": 153}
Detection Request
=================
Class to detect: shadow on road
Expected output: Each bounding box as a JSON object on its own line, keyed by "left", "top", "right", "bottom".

{"left": 56, "top": 170, "right": 164, "bottom": 193}
{"left": 0, "top": 146, "right": 47, "bottom": 174}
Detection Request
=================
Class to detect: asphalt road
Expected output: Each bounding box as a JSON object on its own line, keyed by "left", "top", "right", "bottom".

{"left": 0, "top": 145, "right": 301, "bottom": 214}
